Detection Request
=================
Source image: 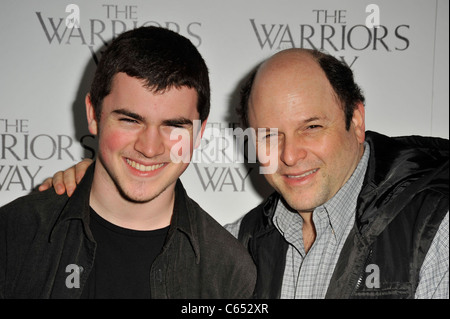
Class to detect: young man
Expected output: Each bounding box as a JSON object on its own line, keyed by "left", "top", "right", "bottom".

{"left": 0, "top": 26, "right": 256, "bottom": 299}
{"left": 40, "top": 49, "right": 449, "bottom": 299}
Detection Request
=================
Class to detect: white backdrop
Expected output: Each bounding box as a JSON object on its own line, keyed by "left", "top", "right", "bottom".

{"left": 1, "top": 0, "right": 448, "bottom": 225}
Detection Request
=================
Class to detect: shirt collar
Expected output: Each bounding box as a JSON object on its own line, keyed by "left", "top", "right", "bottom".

{"left": 49, "top": 162, "right": 95, "bottom": 243}
{"left": 166, "top": 179, "right": 201, "bottom": 264}
{"left": 320, "top": 142, "right": 370, "bottom": 243}
{"left": 50, "top": 163, "right": 201, "bottom": 263}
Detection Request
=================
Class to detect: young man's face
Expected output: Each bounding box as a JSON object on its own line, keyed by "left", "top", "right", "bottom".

{"left": 87, "top": 72, "right": 205, "bottom": 203}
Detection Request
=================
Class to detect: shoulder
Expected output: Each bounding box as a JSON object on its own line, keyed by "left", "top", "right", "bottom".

{"left": 366, "top": 131, "right": 449, "bottom": 173}
{"left": 185, "top": 195, "right": 255, "bottom": 262}
{"left": 238, "top": 192, "right": 280, "bottom": 242}
{"left": 0, "top": 189, "right": 69, "bottom": 233}
{"left": 1, "top": 188, "right": 68, "bottom": 213}
{"left": 188, "top": 196, "right": 245, "bottom": 249}
{"left": 187, "top": 199, "right": 257, "bottom": 298}
{"left": 174, "top": 180, "right": 254, "bottom": 263}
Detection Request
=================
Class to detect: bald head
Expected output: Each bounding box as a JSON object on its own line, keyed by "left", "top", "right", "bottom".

{"left": 256, "top": 49, "right": 323, "bottom": 84}
{"left": 239, "top": 49, "right": 367, "bottom": 214}
{"left": 250, "top": 50, "right": 334, "bottom": 126}
{"left": 238, "top": 48, "right": 365, "bottom": 129}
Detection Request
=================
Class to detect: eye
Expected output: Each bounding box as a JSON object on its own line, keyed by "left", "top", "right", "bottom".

{"left": 307, "top": 125, "right": 322, "bottom": 130}
{"left": 169, "top": 124, "right": 186, "bottom": 129}
{"left": 119, "top": 117, "right": 139, "bottom": 124}
{"left": 259, "top": 132, "right": 278, "bottom": 143}
{"left": 163, "top": 118, "right": 193, "bottom": 130}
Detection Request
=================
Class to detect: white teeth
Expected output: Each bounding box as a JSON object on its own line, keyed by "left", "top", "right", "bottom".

{"left": 126, "top": 159, "right": 164, "bottom": 172}
{"left": 288, "top": 168, "right": 318, "bottom": 178}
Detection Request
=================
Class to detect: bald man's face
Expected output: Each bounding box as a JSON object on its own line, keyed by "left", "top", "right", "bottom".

{"left": 248, "top": 51, "right": 365, "bottom": 214}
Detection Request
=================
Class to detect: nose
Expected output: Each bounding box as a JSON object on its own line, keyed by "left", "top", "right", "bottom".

{"left": 280, "top": 135, "right": 307, "bottom": 166}
{"left": 134, "top": 126, "right": 165, "bottom": 158}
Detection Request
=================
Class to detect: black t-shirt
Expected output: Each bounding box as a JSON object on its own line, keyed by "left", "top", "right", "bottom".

{"left": 81, "top": 208, "right": 169, "bottom": 299}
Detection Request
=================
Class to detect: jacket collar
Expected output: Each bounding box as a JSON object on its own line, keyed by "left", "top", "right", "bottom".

{"left": 49, "top": 162, "right": 95, "bottom": 243}
{"left": 357, "top": 131, "right": 449, "bottom": 229}
{"left": 49, "top": 162, "right": 201, "bottom": 262}
{"left": 166, "top": 179, "right": 201, "bottom": 264}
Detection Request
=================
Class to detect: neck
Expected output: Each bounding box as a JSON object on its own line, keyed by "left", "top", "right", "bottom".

{"left": 299, "top": 212, "right": 316, "bottom": 254}
{"left": 89, "top": 166, "right": 175, "bottom": 231}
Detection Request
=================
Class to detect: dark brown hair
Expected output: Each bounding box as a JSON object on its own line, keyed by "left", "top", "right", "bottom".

{"left": 89, "top": 26, "right": 210, "bottom": 122}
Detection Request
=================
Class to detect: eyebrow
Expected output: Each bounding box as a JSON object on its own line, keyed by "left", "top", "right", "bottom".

{"left": 113, "top": 109, "right": 145, "bottom": 122}
{"left": 257, "top": 117, "right": 323, "bottom": 130}
{"left": 162, "top": 117, "right": 193, "bottom": 127}
{"left": 112, "top": 109, "right": 193, "bottom": 127}
{"left": 303, "top": 116, "right": 322, "bottom": 123}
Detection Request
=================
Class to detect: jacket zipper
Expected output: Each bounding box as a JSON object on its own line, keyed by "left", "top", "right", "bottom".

{"left": 354, "top": 247, "right": 373, "bottom": 292}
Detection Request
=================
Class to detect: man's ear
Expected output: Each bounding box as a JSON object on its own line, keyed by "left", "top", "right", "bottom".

{"left": 85, "top": 93, "right": 98, "bottom": 136}
{"left": 352, "top": 102, "right": 365, "bottom": 143}
{"left": 194, "top": 117, "right": 208, "bottom": 149}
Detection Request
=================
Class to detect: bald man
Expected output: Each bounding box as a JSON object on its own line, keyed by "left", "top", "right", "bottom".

{"left": 42, "top": 49, "right": 449, "bottom": 299}
{"left": 232, "top": 48, "right": 448, "bottom": 299}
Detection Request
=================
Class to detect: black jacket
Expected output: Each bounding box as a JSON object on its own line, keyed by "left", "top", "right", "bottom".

{"left": 239, "top": 131, "right": 449, "bottom": 298}
{"left": 0, "top": 163, "right": 256, "bottom": 298}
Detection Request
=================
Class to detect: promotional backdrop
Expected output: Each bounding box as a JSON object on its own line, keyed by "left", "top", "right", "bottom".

{"left": 1, "top": 0, "right": 449, "bottom": 225}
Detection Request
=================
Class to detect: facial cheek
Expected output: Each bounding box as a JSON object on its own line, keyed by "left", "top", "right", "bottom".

{"left": 262, "top": 173, "right": 278, "bottom": 190}
{"left": 98, "top": 126, "right": 132, "bottom": 158}
{"left": 318, "top": 136, "right": 353, "bottom": 189}
{"left": 166, "top": 136, "right": 192, "bottom": 179}
{"left": 167, "top": 130, "right": 194, "bottom": 164}
{"left": 259, "top": 146, "right": 282, "bottom": 188}
{"left": 256, "top": 138, "right": 281, "bottom": 176}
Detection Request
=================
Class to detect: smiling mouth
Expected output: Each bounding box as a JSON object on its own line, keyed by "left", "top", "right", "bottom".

{"left": 286, "top": 168, "right": 319, "bottom": 178}
{"left": 126, "top": 159, "right": 165, "bottom": 172}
